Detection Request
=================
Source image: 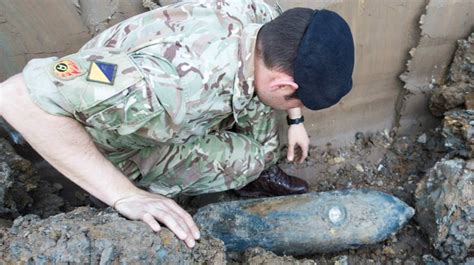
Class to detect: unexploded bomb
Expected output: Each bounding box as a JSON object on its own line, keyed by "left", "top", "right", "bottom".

{"left": 194, "top": 189, "right": 414, "bottom": 255}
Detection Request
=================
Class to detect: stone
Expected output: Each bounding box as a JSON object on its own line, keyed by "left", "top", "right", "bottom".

{"left": 466, "top": 91, "right": 474, "bottom": 109}
{"left": 241, "top": 247, "right": 316, "bottom": 265}
{"left": 355, "top": 164, "right": 365, "bottom": 172}
{"left": 0, "top": 207, "right": 226, "bottom": 264}
{"left": 415, "top": 159, "right": 473, "bottom": 264}
{"left": 417, "top": 133, "right": 427, "bottom": 144}
{"left": 334, "top": 255, "right": 349, "bottom": 265}
{"left": 442, "top": 110, "right": 473, "bottom": 158}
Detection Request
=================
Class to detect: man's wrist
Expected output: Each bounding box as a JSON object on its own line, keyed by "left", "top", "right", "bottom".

{"left": 287, "top": 115, "right": 304, "bottom": 125}
{"left": 109, "top": 186, "right": 146, "bottom": 207}
{"left": 287, "top": 107, "right": 302, "bottom": 119}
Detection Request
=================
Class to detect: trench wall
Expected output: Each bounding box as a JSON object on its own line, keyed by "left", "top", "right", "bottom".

{"left": 0, "top": 0, "right": 472, "bottom": 146}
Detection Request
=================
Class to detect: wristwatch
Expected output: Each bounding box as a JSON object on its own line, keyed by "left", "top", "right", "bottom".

{"left": 287, "top": 116, "right": 304, "bottom": 125}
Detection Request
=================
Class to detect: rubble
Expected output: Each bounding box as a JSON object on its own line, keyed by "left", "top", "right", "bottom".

{"left": 442, "top": 110, "right": 474, "bottom": 159}
{"left": 0, "top": 139, "right": 228, "bottom": 263}
{"left": 415, "top": 159, "right": 474, "bottom": 264}
{"left": 430, "top": 33, "right": 474, "bottom": 117}
{"left": 241, "top": 247, "right": 316, "bottom": 265}
{"left": 0, "top": 138, "right": 61, "bottom": 218}
{"left": 0, "top": 207, "right": 226, "bottom": 264}
{"left": 415, "top": 32, "right": 474, "bottom": 264}
{"left": 423, "top": 254, "right": 474, "bottom": 265}
{"left": 0, "top": 140, "right": 27, "bottom": 218}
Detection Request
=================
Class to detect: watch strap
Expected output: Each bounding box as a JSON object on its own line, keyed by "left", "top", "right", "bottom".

{"left": 287, "top": 116, "right": 304, "bottom": 125}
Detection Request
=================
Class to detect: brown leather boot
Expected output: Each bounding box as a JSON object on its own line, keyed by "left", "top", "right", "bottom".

{"left": 235, "top": 165, "right": 309, "bottom": 197}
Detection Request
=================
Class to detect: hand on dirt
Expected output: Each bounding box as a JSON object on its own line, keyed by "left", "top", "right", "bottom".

{"left": 113, "top": 191, "right": 200, "bottom": 248}
{"left": 287, "top": 123, "right": 309, "bottom": 163}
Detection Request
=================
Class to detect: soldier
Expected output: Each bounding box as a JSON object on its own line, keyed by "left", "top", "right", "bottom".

{"left": 0, "top": 0, "right": 354, "bottom": 248}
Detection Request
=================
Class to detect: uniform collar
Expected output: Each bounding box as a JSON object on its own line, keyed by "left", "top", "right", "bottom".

{"left": 232, "top": 23, "right": 262, "bottom": 122}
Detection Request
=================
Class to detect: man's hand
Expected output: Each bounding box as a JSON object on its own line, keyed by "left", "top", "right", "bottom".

{"left": 287, "top": 123, "right": 309, "bottom": 163}
{"left": 286, "top": 107, "right": 309, "bottom": 163}
{"left": 114, "top": 191, "right": 200, "bottom": 248}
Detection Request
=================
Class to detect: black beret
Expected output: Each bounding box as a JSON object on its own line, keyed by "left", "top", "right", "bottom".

{"left": 294, "top": 9, "right": 355, "bottom": 110}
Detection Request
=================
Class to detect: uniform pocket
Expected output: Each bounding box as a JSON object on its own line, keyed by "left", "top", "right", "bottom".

{"left": 86, "top": 79, "right": 163, "bottom": 134}
{"left": 51, "top": 49, "right": 163, "bottom": 134}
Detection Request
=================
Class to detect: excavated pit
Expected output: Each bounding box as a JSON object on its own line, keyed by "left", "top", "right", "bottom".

{"left": 0, "top": 4, "right": 472, "bottom": 265}
{"left": 0, "top": 129, "right": 442, "bottom": 264}
{"left": 0, "top": 108, "right": 471, "bottom": 264}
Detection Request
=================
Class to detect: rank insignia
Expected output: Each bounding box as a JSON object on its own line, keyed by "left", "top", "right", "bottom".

{"left": 86, "top": 61, "right": 117, "bottom": 85}
{"left": 53, "top": 60, "right": 83, "bottom": 80}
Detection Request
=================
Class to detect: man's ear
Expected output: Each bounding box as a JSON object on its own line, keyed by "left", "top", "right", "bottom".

{"left": 268, "top": 79, "right": 299, "bottom": 92}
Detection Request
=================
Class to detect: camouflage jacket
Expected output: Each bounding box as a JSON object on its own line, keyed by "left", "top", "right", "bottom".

{"left": 23, "top": 0, "right": 280, "bottom": 162}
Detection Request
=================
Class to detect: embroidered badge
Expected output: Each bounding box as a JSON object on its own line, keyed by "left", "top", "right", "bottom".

{"left": 86, "top": 61, "right": 117, "bottom": 85}
{"left": 53, "top": 60, "right": 83, "bottom": 80}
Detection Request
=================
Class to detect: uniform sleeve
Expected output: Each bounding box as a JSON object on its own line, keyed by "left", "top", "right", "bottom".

{"left": 234, "top": 97, "right": 281, "bottom": 167}
{"left": 236, "top": 0, "right": 281, "bottom": 23}
{"left": 23, "top": 57, "right": 75, "bottom": 117}
{"left": 22, "top": 48, "right": 162, "bottom": 138}
{"left": 198, "top": 0, "right": 280, "bottom": 24}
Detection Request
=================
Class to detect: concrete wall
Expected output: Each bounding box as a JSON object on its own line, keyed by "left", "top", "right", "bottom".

{"left": 0, "top": 0, "right": 146, "bottom": 80}
{"left": 0, "top": 0, "right": 473, "bottom": 146}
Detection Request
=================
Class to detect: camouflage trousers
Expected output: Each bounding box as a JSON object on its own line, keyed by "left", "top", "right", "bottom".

{"left": 109, "top": 123, "right": 280, "bottom": 198}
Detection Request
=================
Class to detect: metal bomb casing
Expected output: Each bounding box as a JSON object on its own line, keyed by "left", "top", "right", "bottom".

{"left": 194, "top": 189, "right": 415, "bottom": 255}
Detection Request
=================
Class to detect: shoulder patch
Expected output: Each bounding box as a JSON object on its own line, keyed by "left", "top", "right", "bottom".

{"left": 87, "top": 61, "right": 117, "bottom": 85}
{"left": 52, "top": 60, "right": 84, "bottom": 80}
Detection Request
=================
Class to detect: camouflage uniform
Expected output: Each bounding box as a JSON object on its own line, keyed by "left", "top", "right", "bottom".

{"left": 22, "top": 0, "right": 281, "bottom": 197}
